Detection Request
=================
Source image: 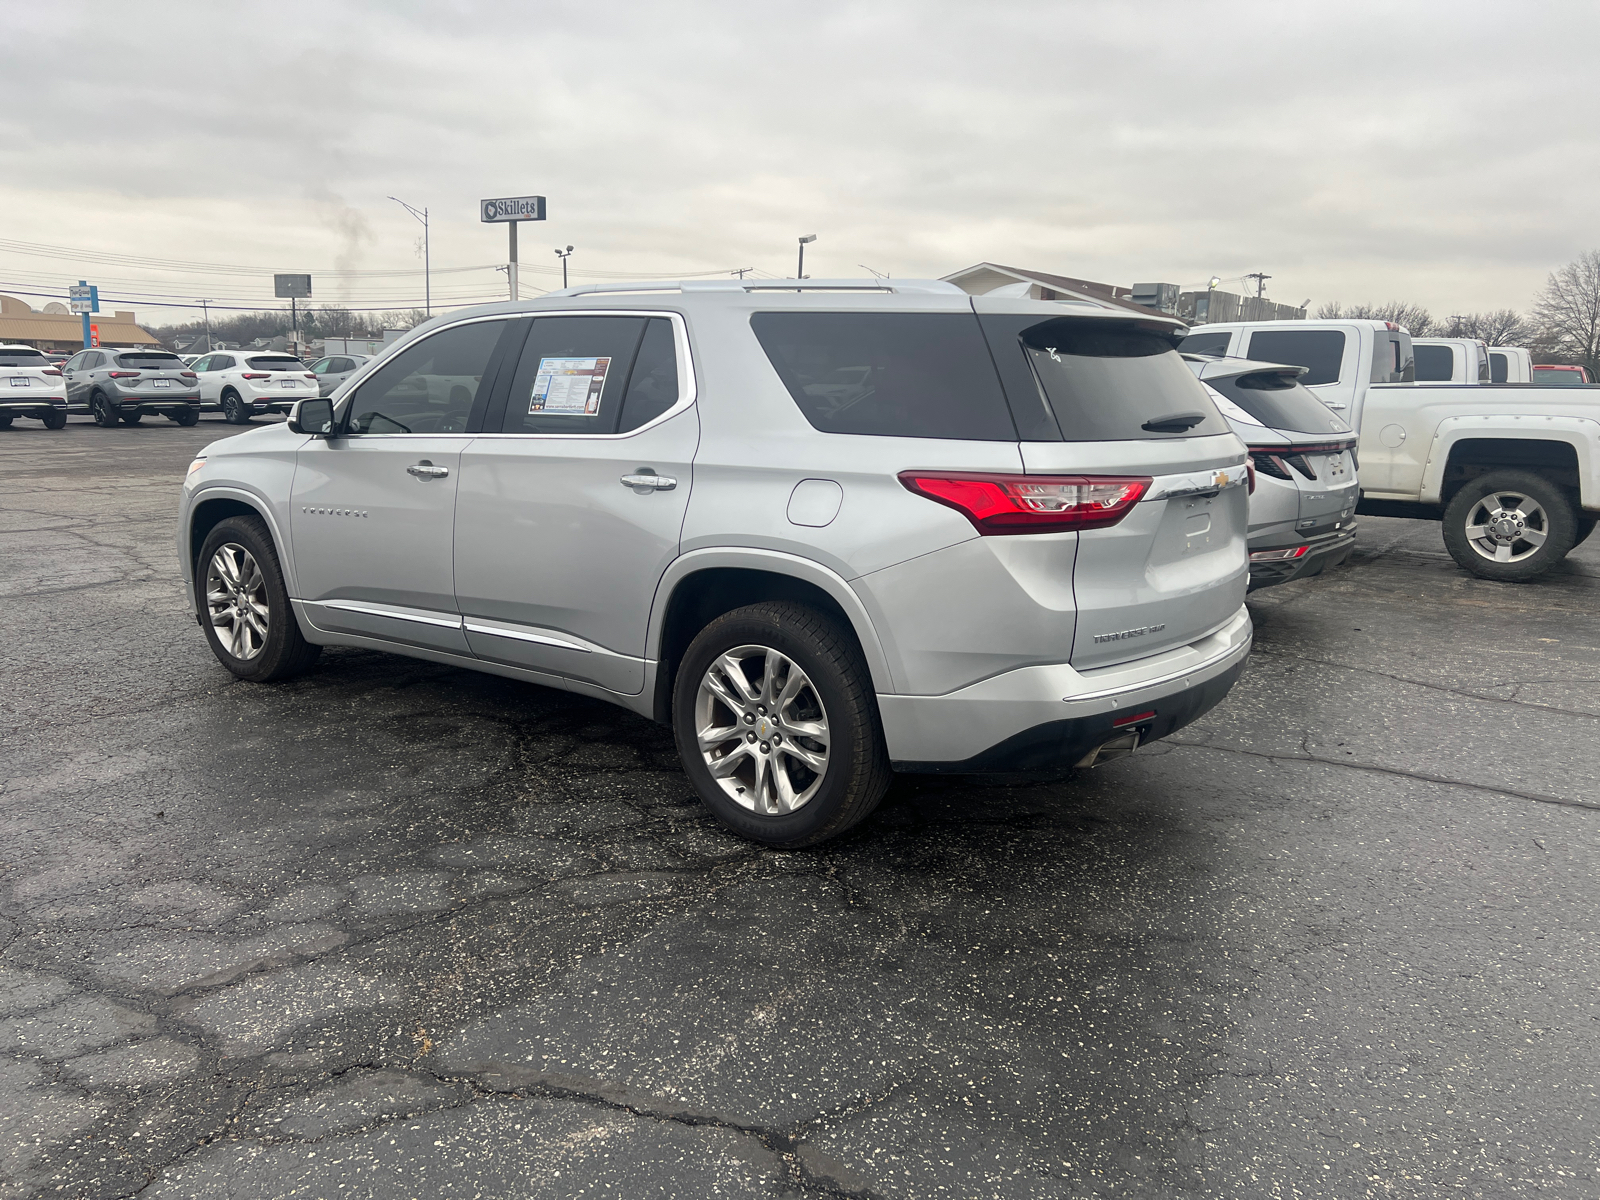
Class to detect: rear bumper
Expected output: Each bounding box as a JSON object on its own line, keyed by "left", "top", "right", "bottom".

{"left": 111, "top": 393, "right": 202, "bottom": 412}
{"left": 1247, "top": 524, "right": 1357, "bottom": 590}
{"left": 0, "top": 396, "right": 66, "bottom": 412}
{"left": 882, "top": 605, "right": 1252, "bottom": 771}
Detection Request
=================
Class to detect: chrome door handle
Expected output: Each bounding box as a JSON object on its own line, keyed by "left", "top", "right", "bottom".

{"left": 620, "top": 472, "right": 676, "bottom": 491}
{"left": 407, "top": 461, "right": 450, "bottom": 479}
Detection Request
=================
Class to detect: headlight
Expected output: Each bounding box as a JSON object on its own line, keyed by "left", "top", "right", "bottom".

{"left": 183, "top": 459, "right": 206, "bottom": 489}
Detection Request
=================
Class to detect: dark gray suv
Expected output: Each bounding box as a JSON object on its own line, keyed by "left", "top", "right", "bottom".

{"left": 64, "top": 348, "right": 201, "bottom": 426}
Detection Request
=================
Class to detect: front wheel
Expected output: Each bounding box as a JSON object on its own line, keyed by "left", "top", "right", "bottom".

{"left": 673, "top": 601, "right": 890, "bottom": 848}
{"left": 41, "top": 410, "right": 67, "bottom": 429}
{"left": 221, "top": 392, "right": 250, "bottom": 424}
{"left": 1576, "top": 516, "right": 1596, "bottom": 548}
{"left": 197, "top": 515, "right": 322, "bottom": 682}
{"left": 1442, "top": 470, "right": 1578, "bottom": 582}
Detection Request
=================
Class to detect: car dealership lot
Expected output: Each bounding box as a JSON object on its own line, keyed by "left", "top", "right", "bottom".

{"left": 2, "top": 420, "right": 1597, "bottom": 1199}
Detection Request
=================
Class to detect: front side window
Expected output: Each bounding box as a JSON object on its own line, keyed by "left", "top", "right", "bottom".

{"left": 191, "top": 355, "right": 213, "bottom": 372}
{"left": 309, "top": 358, "right": 332, "bottom": 374}
{"left": 346, "top": 319, "right": 507, "bottom": 434}
{"left": 497, "top": 315, "right": 678, "bottom": 435}
{"left": 1413, "top": 344, "right": 1455, "bottom": 381}
{"left": 751, "top": 312, "right": 1016, "bottom": 440}
{"left": 1245, "top": 329, "right": 1346, "bottom": 386}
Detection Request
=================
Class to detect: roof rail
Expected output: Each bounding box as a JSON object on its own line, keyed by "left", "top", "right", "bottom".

{"left": 542, "top": 278, "right": 965, "bottom": 298}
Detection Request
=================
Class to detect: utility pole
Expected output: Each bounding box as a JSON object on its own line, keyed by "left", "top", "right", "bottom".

{"left": 388, "top": 196, "right": 431, "bottom": 316}
{"left": 199, "top": 299, "right": 213, "bottom": 349}
{"left": 797, "top": 234, "right": 816, "bottom": 279}
{"left": 554, "top": 245, "right": 573, "bottom": 288}
{"left": 1244, "top": 272, "right": 1271, "bottom": 298}
{"left": 508, "top": 221, "right": 518, "bottom": 301}
{"left": 733, "top": 267, "right": 754, "bottom": 279}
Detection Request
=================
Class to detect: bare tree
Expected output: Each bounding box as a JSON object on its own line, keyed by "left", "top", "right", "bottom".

{"left": 1439, "top": 309, "right": 1528, "bottom": 345}
{"left": 1532, "top": 250, "right": 1600, "bottom": 375}
{"left": 1312, "top": 300, "right": 1435, "bottom": 335}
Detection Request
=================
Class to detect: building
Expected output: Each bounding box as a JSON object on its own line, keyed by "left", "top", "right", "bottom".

{"left": 0, "top": 295, "right": 160, "bottom": 351}
{"left": 941, "top": 263, "right": 1170, "bottom": 318}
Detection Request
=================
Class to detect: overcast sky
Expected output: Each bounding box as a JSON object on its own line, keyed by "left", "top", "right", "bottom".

{"left": 3, "top": 0, "right": 1597, "bottom": 322}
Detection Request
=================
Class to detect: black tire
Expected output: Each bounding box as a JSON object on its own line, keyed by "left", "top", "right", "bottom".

{"left": 0, "top": 414, "right": 12, "bottom": 429}
{"left": 1442, "top": 470, "right": 1578, "bottom": 582}
{"left": 119, "top": 411, "right": 143, "bottom": 425}
{"left": 91, "top": 391, "right": 120, "bottom": 427}
{"left": 40, "top": 410, "right": 67, "bottom": 429}
{"left": 673, "top": 601, "right": 890, "bottom": 848}
{"left": 221, "top": 391, "right": 249, "bottom": 424}
{"left": 170, "top": 408, "right": 200, "bottom": 427}
{"left": 196, "top": 515, "right": 322, "bottom": 682}
{"left": 1576, "top": 516, "right": 1596, "bottom": 548}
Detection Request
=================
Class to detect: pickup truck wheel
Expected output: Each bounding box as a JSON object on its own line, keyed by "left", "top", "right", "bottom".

{"left": 197, "top": 515, "right": 321, "bottom": 682}
{"left": 221, "top": 391, "right": 250, "bottom": 424}
{"left": 1442, "top": 470, "right": 1578, "bottom": 582}
{"left": 673, "top": 601, "right": 890, "bottom": 848}
{"left": 41, "top": 410, "right": 67, "bottom": 429}
{"left": 91, "top": 392, "right": 120, "bottom": 427}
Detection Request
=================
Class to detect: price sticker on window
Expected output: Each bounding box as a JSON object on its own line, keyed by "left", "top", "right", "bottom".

{"left": 530, "top": 356, "right": 610, "bottom": 415}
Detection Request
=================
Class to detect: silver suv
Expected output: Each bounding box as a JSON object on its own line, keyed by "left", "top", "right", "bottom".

{"left": 177, "top": 280, "right": 1253, "bottom": 846}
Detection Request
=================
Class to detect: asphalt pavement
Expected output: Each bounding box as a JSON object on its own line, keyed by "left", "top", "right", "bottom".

{"left": 2, "top": 415, "right": 1596, "bottom": 1199}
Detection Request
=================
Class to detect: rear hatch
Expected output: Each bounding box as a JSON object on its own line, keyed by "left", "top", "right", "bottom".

{"left": 243, "top": 355, "right": 317, "bottom": 396}
{"left": 112, "top": 352, "right": 195, "bottom": 392}
{"left": 0, "top": 346, "right": 65, "bottom": 394}
{"left": 974, "top": 303, "right": 1249, "bottom": 669}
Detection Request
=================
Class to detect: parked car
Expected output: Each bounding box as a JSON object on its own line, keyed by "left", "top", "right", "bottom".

{"left": 179, "top": 279, "right": 1254, "bottom": 846}
{"left": 1182, "top": 318, "right": 1600, "bottom": 581}
{"left": 1410, "top": 337, "right": 1490, "bottom": 383}
{"left": 62, "top": 348, "right": 200, "bottom": 426}
{"left": 43, "top": 351, "right": 71, "bottom": 370}
{"left": 191, "top": 351, "right": 317, "bottom": 423}
{"left": 1532, "top": 363, "right": 1594, "bottom": 385}
{"left": 306, "top": 352, "right": 373, "bottom": 397}
{"left": 1186, "top": 356, "right": 1358, "bottom": 589}
{"left": 1488, "top": 346, "right": 1532, "bottom": 383}
{"left": 0, "top": 344, "right": 69, "bottom": 429}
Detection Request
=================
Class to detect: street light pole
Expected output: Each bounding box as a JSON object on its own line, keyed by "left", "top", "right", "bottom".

{"left": 199, "top": 299, "right": 213, "bottom": 349}
{"left": 554, "top": 245, "right": 573, "bottom": 289}
{"left": 388, "top": 196, "right": 431, "bottom": 316}
{"left": 797, "top": 234, "right": 816, "bottom": 279}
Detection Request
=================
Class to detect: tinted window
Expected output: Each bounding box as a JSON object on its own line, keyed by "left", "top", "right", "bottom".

{"left": 751, "top": 312, "right": 1015, "bottom": 440}
{"left": 0, "top": 348, "right": 47, "bottom": 366}
{"left": 332, "top": 358, "right": 356, "bottom": 373}
{"left": 246, "top": 355, "right": 305, "bottom": 371}
{"left": 1177, "top": 331, "right": 1232, "bottom": 357}
{"left": 1413, "top": 344, "right": 1455, "bottom": 381}
{"left": 981, "top": 315, "right": 1227, "bottom": 441}
{"left": 1490, "top": 351, "right": 1508, "bottom": 383}
{"left": 348, "top": 319, "right": 508, "bottom": 434}
{"left": 116, "top": 352, "right": 183, "bottom": 368}
{"left": 618, "top": 318, "right": 680, "bottom": 432}
{"left": 498, "top": 315, "right": 647, "bottom": 435}
{"left": 212, "top": 355, "right": 235, "bottom": 370}
{"left": 82, "top": 353, "right": 104, "bottom": 369}
{"left": 1204, "top": 371, "right": 1351, "bottom": 436}
{"left": 1244, "top": 329, "right": 1345, "bottom": 385}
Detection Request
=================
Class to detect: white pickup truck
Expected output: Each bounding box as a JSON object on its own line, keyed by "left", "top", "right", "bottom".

{"left": 1413, "top": 337, "right": 1489, "bottom": 383}
{"left": 1182, "top": 318, "right": 1600, "bottom": 581}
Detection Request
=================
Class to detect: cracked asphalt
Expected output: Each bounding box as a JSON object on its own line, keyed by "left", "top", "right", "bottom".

{"left": 2, "top": 415, "right": 1597, "bottom": 1199}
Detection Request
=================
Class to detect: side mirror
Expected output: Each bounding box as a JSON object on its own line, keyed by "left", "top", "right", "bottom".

{"left": 288, "top": 397, "right": 336, "bottom": 437}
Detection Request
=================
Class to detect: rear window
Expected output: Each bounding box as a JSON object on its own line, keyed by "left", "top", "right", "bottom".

{"left": 116, "top": 353, "right": 183, "bottom": 368}
{"left": 1490, "top": 351, "right": 1508, "bottom": 383}
{"left": 1204, "top": 371, "right": 1351, "bottom": 436}
{"left": 247, "top": 356, "right": 306, "bottom": 371}
{"left": 981, "top": 315, "right": 1229, "bottom": 441}
{"left": 751, "top": 312, "right": 1015, "bottom": 440}
{"left": 1534, "top": 366, "right": 1585, "bottom": 385}
{"left": 1413, "top": 344, "right": 1455, "bottom": 381}
{"left": 0, "top": 348, "right": 48, "bottom": 366}
{"left": 1176, "top": 331, "right": 1231, "bottom": 357}
{"left": 1243, "top": 329, "right": 1345, "bottom": 386}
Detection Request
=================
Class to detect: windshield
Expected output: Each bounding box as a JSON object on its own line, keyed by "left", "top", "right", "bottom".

{"left": 0, "top": 349, "right": 48, "bottom": 366}
{"left": 1204, "top": 370, "right": 1351, "bottom": 436}
{"left": 247, "top": 356, "right": 307, "bottom": 371}
{"left": 116, "top": 353, "right": 184, "bottom": 368}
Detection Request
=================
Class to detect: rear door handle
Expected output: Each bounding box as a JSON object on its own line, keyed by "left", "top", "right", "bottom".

{"left": 620, "top": 472, "right": 676, "bottom": 492}
{"left": 407, "top": 461, "right": 450, "bottom": 479}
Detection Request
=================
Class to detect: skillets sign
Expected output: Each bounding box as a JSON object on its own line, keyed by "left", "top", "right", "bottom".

{"left": 481, "top": 196, "right": 546, "bottom": 222}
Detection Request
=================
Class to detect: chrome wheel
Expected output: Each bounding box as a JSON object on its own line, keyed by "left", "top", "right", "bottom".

{"left": 206, "top": 542, "right": 270, "bottom": 660}
{"left": 1463, "top": 491, "right": 1548, "bottom": 563}
{"left": 695, "top": 644, "right": 831, "bottom": 815}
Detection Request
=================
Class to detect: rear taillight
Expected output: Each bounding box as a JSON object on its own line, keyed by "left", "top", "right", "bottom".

{"left": 1251, "top": 545, "right": 1310, "bottom": 562}
{"left": 899, "top": 472, "right": 1150, "bottom": 535}
{"left": 108, "top": 370, "right": 141, "bottom": 379}
{"left": 303, "top": 373, "right": 317, "bottom": 379}
{"left": 241, "top": 373, "right": 270, "bottom": 380}
{"left": 43, "top": 368, "right": 62, "bottom": 377}
{"left": 180, "top": 371, "right": 197, "bottom": 379}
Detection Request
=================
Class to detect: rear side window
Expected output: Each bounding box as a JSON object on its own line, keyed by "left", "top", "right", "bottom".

{"left": 497, "top": 315, "right": 678, "bottom": 435}
{"left": 1177, "top": 331, "right": 1231, "bottom": 357}
{"left": 0, "top": 348, "right": 47, "bottom": 366}
{"left": 1244, "top": 329, "right": 1345, "bottom": 385}
{"left": 980, "top": 315, "right": 1228, "bottom": 441}
{"left": 116, "top": 352, "right": 183, "bottom": 368}
{"left": 1204, "top": 371, "right": 1351, "bottom": 436}
{"left": 1413, "top": 344, "right": 1454, "bottom": 381}
{"left": 751, "top": 312, "right": 1016, "bottom": 441}
{"left": 1490, "top": 351, "right": 1508, "bottom": 383}
{"left": 246, "top": 356, "right": 304, "bottom": 371}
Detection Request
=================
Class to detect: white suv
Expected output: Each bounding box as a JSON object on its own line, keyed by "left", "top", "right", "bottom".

{"left": 0, "top": 344, "right": 69, "bottom": 429}
{"left": 191, "top": 351, "right": 318, "bottom": 423}
{"left": 178, "top": 280, "right": 1253, "bottom": 846}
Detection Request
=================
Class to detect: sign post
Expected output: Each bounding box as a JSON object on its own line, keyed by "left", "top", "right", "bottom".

{"left": 480, "top": 196, "right": 546, "bottom": 301}
{"left": 274, "top": 274, "right": 312, "bottom": 357}
{"left": 69, "top": 282, "right": 99, "bottom": 349}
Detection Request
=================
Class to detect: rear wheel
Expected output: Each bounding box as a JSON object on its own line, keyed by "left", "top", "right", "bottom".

{"left": 119, "top": 411, "right": 143, "bottom": 425}
{"left": 221, "top": 391, "right": 250, "bottom": 424}
{"left": 197, "top": 515, "right": 321, "bottom": 682}
{"left": 40, "top": 410, "right": 67, "bottom": 429}
{"left": 91, "top": 392, "right": 120, "bottom": 427}
{"left": 673, "top": 601, "right": 890, "bottom": 848}
{"left": 1442, "top": 470, "right": 1578, "bottom": 582}
{"left": 169, "top": 408, "right": 200, "bottom": 426}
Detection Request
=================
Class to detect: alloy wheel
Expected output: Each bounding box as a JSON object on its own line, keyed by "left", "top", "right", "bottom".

{"left": 1463, "top": 491, "right": 1549, "bottom": 563}
{"left": 206, "top": 542, "right": 270, "bottom": 660}
{"left": 694, "top": 644, "right": 831, "bottom": 815}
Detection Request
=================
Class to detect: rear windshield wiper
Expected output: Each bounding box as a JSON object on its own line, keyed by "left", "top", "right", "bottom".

{"left": 1142, "top": 411, "right": 1207, "bottom": 433}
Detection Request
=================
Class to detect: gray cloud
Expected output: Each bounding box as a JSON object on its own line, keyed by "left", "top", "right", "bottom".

{"left": 2, "top": 0, "right": 1595, "bottom": 316}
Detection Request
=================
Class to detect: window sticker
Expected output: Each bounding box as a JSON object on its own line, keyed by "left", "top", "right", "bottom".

{"left": 530, "top": 356, "right": 610, "bottom": 415}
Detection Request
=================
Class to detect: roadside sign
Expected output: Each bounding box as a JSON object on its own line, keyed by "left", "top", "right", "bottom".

{"left": 481, "top": 195, "right": 546, "bottom": 222}
{"left": 68, "top": 284, "right": 98, "bottom": 314}
{"left": 274, "top": 274, "right": 312, "bottom": 299}
{"left": 89, "top": 323, "right": 99, "bottom": 347}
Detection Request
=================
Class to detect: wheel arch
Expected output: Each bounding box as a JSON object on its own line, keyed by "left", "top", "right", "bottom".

{"left": 1425, "top": 422, "right": 1597, "bottom": 506}
{"left": 646, "top": 550, "right": 892, "bottom": 725}
{"left": 186, "top": 488, "right": 294, "bottom": 604}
